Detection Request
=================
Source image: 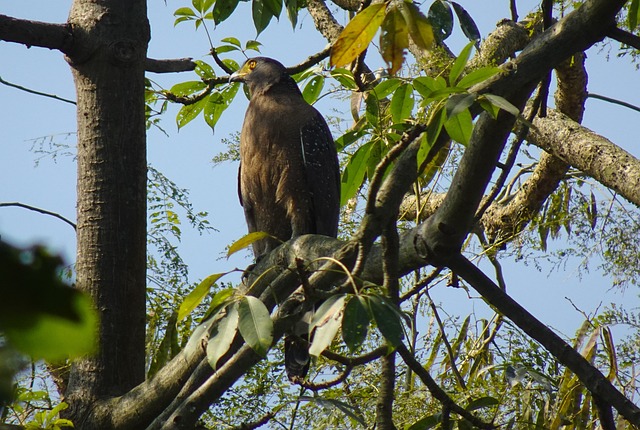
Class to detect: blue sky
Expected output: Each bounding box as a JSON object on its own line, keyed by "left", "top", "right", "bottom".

{"left": 1, "top": 0, "right": 639, "bottom": 338}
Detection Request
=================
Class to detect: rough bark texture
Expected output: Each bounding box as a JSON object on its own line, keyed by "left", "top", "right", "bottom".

{"left": 64, "top": 0, "right": 150, "bottom": 426}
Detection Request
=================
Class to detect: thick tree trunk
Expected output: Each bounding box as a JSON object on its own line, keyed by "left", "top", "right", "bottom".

{"left": 63, "top": 0, "right": 149, "bottom": 426}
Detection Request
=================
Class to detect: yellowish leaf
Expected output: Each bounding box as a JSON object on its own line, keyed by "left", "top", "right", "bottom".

{"left": 380, "top": 5, "right": 409, "bottom": 75}
{"left": 401, "top": 2, "right": 434, "bottom": 51}
{"left": 227, "top": 231, "right": 278, "bottom": 257}
{"left": 330, "top": 3, "right": 387, "bottom": 68}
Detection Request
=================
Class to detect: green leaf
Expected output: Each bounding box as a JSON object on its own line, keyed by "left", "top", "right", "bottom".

{"left": 285, "top": 0, "right": 299, "bottom": 28}
{"left": 221, "top": 37, "right": 242, "bottom": 47}
{"left": 202, "top": 287, "right": 237, "bottom": 320}
{"left": 428, "top": 0, "right": 453, "bottom": 41}
{"left": 451, "top": 2, "right": 481, "bottom": 44}
{"left": 466, "top": 396, "right": 500, "bottom": 412}
{"left": 380, "top": 5, "right": 409, "bottom": 75}
{"left": 213, "top": 0, "right": 240, "bottom": 24}
{"left": 449, "top": 41, "right": 475, "bottom": 85}
{"left": 237, "top": 296, "right": 273, "bottom": 356}
{"left": 176, "top": 97, "right": 207, "bottom": 129}
{"left": 457, "top": 66, "right": 500, "bottom": 89}
{"left": 364, "top": 92, "right": 380, "bottom": 128}
{"left": 413, "top": 75, "right": 446, "bottom": 98}
{"left": 177, "top": 273, "right": 226, "bottom": 321}
{"left": 367, "top": 295, "right": 404, "bottom": 348}
{"left": 204, "top": 83, "right": 240, "bottom": 130}
{"left": 302, "top": 75, "right": 325, "bottom": 104}
{"left": 629, "top": 0, "right": 640, "bottom": 29}
{"left": 372, "top": 77, "right": 402, "bottom": 99}
{"left": 194, "top": 60, "right": 216, "bottom": 80}
{"left": 390, "top": 83, "right": 414, "bottom": 123}
{"left": 227, "top": 231, "right": 277, "bottom": 257}
{"left": 300, "top": 396, "right": 367, "bottom": 427}
{"left": 169, "top": 81, "right": 207, "bottom": 97}
{"left": 444, "top": 107, "right": 473, "bottom": 145}
{"left": 407, "top": 413, "right": 440, "bottom": 430}
{"left": 342, "top": 296, "right": 370, "bottom": 351}
{"left": 481, "top": 93, "right": 520, "bottom": 117}
{"left": 478, "top": 97, "right": 500, "bottom": 119}
{"left": 309, "top": 295, "right": 346, "bottom": 357}
{"left": 330, "top": 68, "right": 358, "bottom": 90}
{"left": 264, "top": 0, "right": 283, "bottom": 19}
{"left": 417, "top": 106, "right": 446, "bottom": 167}
{"left": 206, "top": 304, "right": 239, "bottom": 369}
{"left": 340, "top": 140, "right": 373, "bottom": 206}
{"left": 401, "top": 2, "right": 434, "bottom": 51}
{"left": 215, "top": 44, "right": 240, "bottom": 54}
{"left": 245, "top": 40, "right": 262, "bottom": 52}
{"left": 4, "top": 292, "right": 97, "bottom": 361}
{"left": 330, "top": 3, "right": 387, "bottom": 68}
{"left": 252, "top": 0, "right": 275, "bottom": 35}
{"left": 445, "top": 93, "right": 475, "bottom": 118}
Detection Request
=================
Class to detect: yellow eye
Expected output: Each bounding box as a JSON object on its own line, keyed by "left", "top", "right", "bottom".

{"left": 248, "top": 60, "right": 257, "bottom": 70}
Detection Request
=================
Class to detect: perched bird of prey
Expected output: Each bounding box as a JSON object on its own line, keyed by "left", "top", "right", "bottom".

{"left": 230, "top": 57, "right": 340, "bottom": 380}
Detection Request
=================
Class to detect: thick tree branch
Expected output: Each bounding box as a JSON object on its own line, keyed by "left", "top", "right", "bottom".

{"left": 145, "top": 57, "right": 196, "bottom": 73}
{"left": 0, "top": 14, "right": 73, "bottom": 52}
{"left": 608, "top": 27, "right": 640, "bottom": 50}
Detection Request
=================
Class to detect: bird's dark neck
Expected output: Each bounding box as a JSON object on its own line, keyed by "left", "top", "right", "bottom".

{"left": 252, "top": 74, "right": 302, "bottom": 99}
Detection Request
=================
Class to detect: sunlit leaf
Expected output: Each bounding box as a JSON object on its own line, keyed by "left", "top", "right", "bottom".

{"left": 401, "top": 2, "right": 434, "bottom": 51}
{"left": 204, "top": 83, "right": 240, "bottom": 130}
{"left": 330, "top": 67, "right": 358, "bottom": 90}
{"left": 465, "top": 396, "right": 499, "bottom": 412}
{"left": 330, "top": 3, "right": 387, "bottom": 68}
{"left": 177, "top": 273, "right": 226, "bottom": 321}
{"left": 237, "top": 296, "right": 273, "bottom": 356}
{"left": 221, "top": 36, "right": 242, "bottom": 47}
{"left": 342, "top": 296, "right": 370, "bottom": 351}
{"left": 206, "top": 304, "right": 239, "bottom": 369}
{"left": 457, "top": 66, "right": 500, "bottom": 89}
{"left": 364, "top": 92, "right": 380, "bottom": 128}
{"left": 444, "top": 107, "right": 473, "bottom": 145}
{"left": 449, "top": 41, "right": 475, "bottom": 85}
{"left": 428, "top": 0, "right": 453, "bottom": 41}
{"left": 390, "top": 83, "right": 414, "bottom": 123}
{"left": 451, "top": 2, "right": 481, "bottom": 44}
{"left": 176, "top": 97, "right": 207, "bottom": 129}
{"left": 227, "top": 231, "right": 277, "bottom": 257}
{"left": 340, "top": 140, "right": 373, "bottom": 206}
{"left": 309, "top": 295, "right": 346, "bottom": 357}
{"left": 481, "top": 93, "right": 520, "bottom": 117}
{"left": 372, "top": 77, "right": 402, "bottom": 99}
{"left": 194, "top": 60, "right": 216, "bottom": 80}
{"left": 367, "top": 295, "right": 404, "bottom": 348}
{"left": 630, "top": 0, "right": 640, "bottom": 29}
{"left": 380, "top": 5, "right": 409, "bottom": 75}
{"left": 413, "top": 75, "right": 443, "bottom": 98}
{"left": 302, "top": 75, "right": 325, "bottom": 104}
{"left": 417, "top": 106, "right": 445, "bottom": 167}
{"left": 445, "top": 93, "right": 475, "bottom": 118}
{"left": 169, "top": 81, "right": 207, "bottom": 97}
{"left": 245, "top": 40, "right": 262, "bottom": 52}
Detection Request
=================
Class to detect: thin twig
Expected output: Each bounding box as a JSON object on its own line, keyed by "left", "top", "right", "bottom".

{"left": 0, "top": 202, "right": 76, "bottom": 230}
{"left": 286, "top": 46, "right": 332, "bottom": 75}
{"left": 0, "top": 75, "right": 75, "bottom": 105}
{"left": 587, "top": 92, "right": 640, "bottom": 113}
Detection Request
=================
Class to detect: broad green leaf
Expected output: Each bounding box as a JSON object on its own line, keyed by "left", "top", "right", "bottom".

{"left": 367, "top": 295, "right": 404, "bottom": 348}
{"left": 407, "top": 413, "right": 440, "bottom": 430}
{"left": 335, "top": 128, "right": 366, "bottom": 152}
{"left": 245, "top": 40, "right": 262, "bottom": 52}
{"left": 169, "top": 80, "right": 207, "bottom": 97}
{"left": 449, "top": 41, "right": 475, "bottom": 85}
{"left": 364, "top": 93, "right": 380, "bottom": 128}
{"left": 221, "top": 36, "right": 242, "bottom": 47}
{"left": 194, "top": 60, "right": 216, "bottom": 80}
{"left": 466, "top": 396, "right": 500, "bottom": 412}
{"left": 390, "top": 83, "right": 414, "bottom": 123}
{"left": 176, "top": 97, "right": 207, "bottom": 129}
{"left": 413, "top": 76, "right": 441, "bottom": 98}
{"left": 417, "top": 106, "right": 445, "bottom": 167}
{"left": 202, "top": 287, "right": 237, "bottom": 320}
{"left": 444, "top": 107, "right": 473, "bottom": 145}
{"left": 342, "top": 296, "right": 370, "bottom": 351}
{"left": 428, "top": 0, "right": 453, "bottom": 41}
{"left": 222, "top": 58, "right": 240, "bottom": 73}
{"left": 206, "top": 304, "right": 239, "bottom": 369}
{"left": 478, "top": 97, "right": 500, "bottom": 119}
{"left": 330, "top": 68, "right": 358, "bottom": 90}
{"left": 178, "top": 273, "right": 225, "bottom": 321}
{"left": 457, "top": 66, "right": 500, "bottom": 89}
{"left": 372, "top": 78, "right": 402, "bottom": 99}
{"left": 451, "top": 2, "right": 481, "bottom": 44}
{"left": 401, "top": 2, "right": 434, "bottom": 51}
{"left": 366, "top": 138, "right": 384, "bottom": 181}
{"left": 204, "top": 83, "right": 240, "bottom": 130}
{"left": 227, "top": 231, "right": 277, "bottom": 257}
{"left": 213, "top": 0, "right": 240, "bottom": 24}
{"left": 380, "top": 5, "right": 409, "bottom": 75}
{"left": 174, "top": 7, "right": 197, "bottom": 26}
{"left": 340, "top": 140, "right": 373, "bottom": 206}
{"left": 4, "top": 292, "right": 97, "bottom": 361}
{"left": 481, "top": 93, "right": 520, "bottom": 117}
{"left": 330, "top": 3, "right": 387, "bottom": 68}
{"left": 237, "top": 296, "right": 273, "bottom": 356}
{"left": 630, "top": 0, "right": 640, "bottom": 30}
{"left": 309, "top": 295, "right": 346, "bottom": 357}
{"left": 302, "top": 75, "right": 325, "bottom": 104}
{"left": 264, "top": 0, "right": 283, "bottom": 19}
{"left": 252, "top": 0, "right": 274, "bottom": 35}
{"left": 215, "top": 44, "right": 240, "bottom": 54}
{"left": 445, "top": 93, "right": 475, "bottom": 118}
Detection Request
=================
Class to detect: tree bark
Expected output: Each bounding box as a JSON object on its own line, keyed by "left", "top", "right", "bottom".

{"left": 63, "top": 0, "right": 150, "bottom": 426}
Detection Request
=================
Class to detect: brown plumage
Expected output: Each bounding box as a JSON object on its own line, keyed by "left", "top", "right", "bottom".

{"left": 230, "top": 57, "right": 340, "bottom": 380}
